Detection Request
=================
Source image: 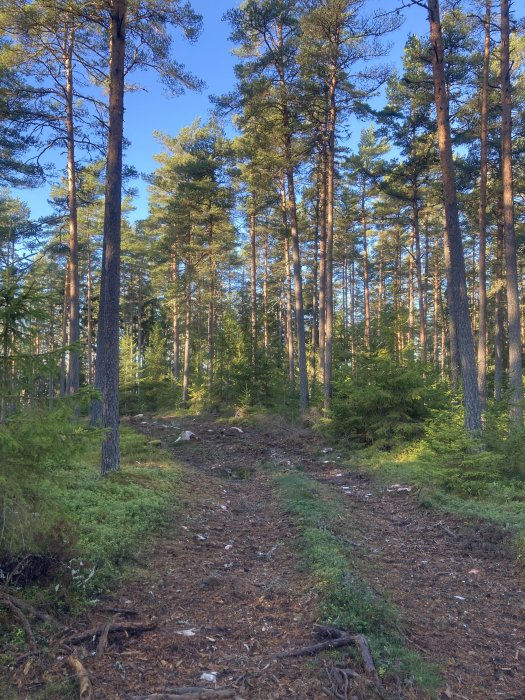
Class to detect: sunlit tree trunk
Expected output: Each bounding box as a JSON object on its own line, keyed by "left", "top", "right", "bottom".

{"left": 249, "top": 208, "right": 257, "bottom": 369}
{"left": 182, "top": 247, "right": 192, "bottom": 406}
{"left": 324, "top": 73, "right": 336, "bottom": 410}
{"left": 171, "top": 255, "right": 180, "bottom": 379}
{"left": 494, "top": 204, "right": 505, "bottom": 402}
{"left": 64, "top": 24, "right": 80, "bottom": 395}
{"left": 361, "top": 182, "right": 371, "bottom": 351}
{"left": 427, "top": 0, "right": 482, "bottom": 433}
{"left": 318, "top": 143, "right": 327, "bottom": 385}
{"left": 94, "top": 0, "right": 127, "bottom": 473}
{"left": 477, "top": 0, "right": 489, "bottom": 409}
{"left": 61, "top": 266, "right": 69, "bottom": 398}
{"left": 433, "top": 233, "right": 440, "bottom": 366}
{"left": 413, "top": 200, "right": 427, "bottom": 362}
{"left": 500, "top": 0, "right": 523, "bottom": 424}
{"left": 263, "top": 230, "right": 269, "bottom": 355}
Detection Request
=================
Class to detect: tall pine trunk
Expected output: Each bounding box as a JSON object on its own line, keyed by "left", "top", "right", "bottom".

{"left": 494, "top": 202, "right": 505, "bottom": 401}
{"left": 500, "top": 0, "right": 523, "bottom": 424}
{"left": 324, "top": 77, "right": 336, "bottom": 410}
{"left": 94, "top": 0, "right": 127, "bottom": 474}
{"left": 427, "top": 0, "right": 482, "bottom": 434}
{"left": 182, "top": 247, "right": 192, "bottom": 406}
{"left": 171, "top": 255, "right": 180, "bottom": 378}
{"left": 249, "top": 208, "right": 257, "bottom": 370}
{"left": 281, "top": 180, "right": 295, "bottom": 390}
{"left": 65, "top": 24, "right": 80, "bottom": 395}
{"left": 285, "top": 160, "right": 309, "bottom": 413}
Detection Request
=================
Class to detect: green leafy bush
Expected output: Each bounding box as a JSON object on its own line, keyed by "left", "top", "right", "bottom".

{"left": 1, "top": 408, "right": 181, "bottom": 598}
{"left": 418, "top": 410, "right": 502, "bottom": 496}
{"left": 0, "top": 404, "right": 95, "bottom": 560}
{"left": 330, "top": 352, "right": 446, "bottom": 448}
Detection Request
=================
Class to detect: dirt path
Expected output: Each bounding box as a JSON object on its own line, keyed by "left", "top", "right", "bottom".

{"left": 81, "top": 415, "right": 523, "bottom": 700}
{"left": 87, "top": 416, "right": 325, "bottom": 699}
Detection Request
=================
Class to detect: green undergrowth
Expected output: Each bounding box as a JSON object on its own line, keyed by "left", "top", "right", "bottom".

{"left": 352, "top": 410, "right": 525, "bottom": 557}
{"left": 275, "top": 470, "right": 441, "bottom": 697}
{"left": 1, "top": 407, "right": 182, "bottom": 610}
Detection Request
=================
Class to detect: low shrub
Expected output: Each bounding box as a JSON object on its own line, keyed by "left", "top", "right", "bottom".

{"left": 330, "top": 352, "right": 447, "bottom": 448}
{"left": 0, "top": 407, "right": 181, "bottom": 599}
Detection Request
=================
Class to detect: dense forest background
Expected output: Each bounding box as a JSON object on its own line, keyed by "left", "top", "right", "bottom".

{"left": 2, "top": 5, "right": 525, "bottom": 696}
{"left": 1, "top": 0, "right": 525, "bottom": 487}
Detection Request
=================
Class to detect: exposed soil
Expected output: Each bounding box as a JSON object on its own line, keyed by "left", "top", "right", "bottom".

{"left": 7, "top": 414, "right": 525, "bottom": 699}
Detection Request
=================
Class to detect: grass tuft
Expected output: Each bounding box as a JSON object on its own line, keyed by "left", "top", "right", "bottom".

{"left": 275, "top": 471, "right": 441, "bottom": 695}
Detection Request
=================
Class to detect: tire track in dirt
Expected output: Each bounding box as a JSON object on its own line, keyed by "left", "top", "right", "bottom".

{"left": 86, "top": 416, "right": 326, "bottom": 699}
{"left": 86, "top": 415, "right": 524, "bottom": 700}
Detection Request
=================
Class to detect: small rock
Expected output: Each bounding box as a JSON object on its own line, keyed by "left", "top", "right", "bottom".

{"left": 200, "top": 671, "right": 217, "bottom": 683}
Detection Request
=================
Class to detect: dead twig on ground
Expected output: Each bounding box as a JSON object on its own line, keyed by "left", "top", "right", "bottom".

{"left": 96, "top": 620, "right": 113, "bottom": 657}
{"left": 97, "top": 606, "right": 139, "bottom": 616}
{"left": 67, "top": 655, "right": 93, "bottom": 700}
{"left": 64, "top": 620, "right": 156, "bottom": 645}
{"left": 436, "top": 522, "right": 458, "bottom": 539}
{"left": 0, "top": 589, "right": 63, "bottom": 628}
{"left": 132, "top": 689, "right": 239, "bottom": 699}
{"left": 275, "top": 634, "right": 359, "bottom": 658}
{"left": 2, "top": 597, "right": 38, "bottom": 650}
{"left": 278, "top": 626, "right": 388, "bottom": 699}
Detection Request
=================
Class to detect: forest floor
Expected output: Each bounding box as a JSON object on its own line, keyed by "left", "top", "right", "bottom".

{"left": 8, "top": 413, "right": 525, "bottom": 700}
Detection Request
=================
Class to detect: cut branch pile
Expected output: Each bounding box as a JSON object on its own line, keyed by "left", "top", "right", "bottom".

{"left": 276, "top": 625, "right": 388, "bottom": 699}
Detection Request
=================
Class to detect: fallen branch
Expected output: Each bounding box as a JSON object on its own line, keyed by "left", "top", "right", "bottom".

{"left": 436, "top": 522, "right": 458, "bottom": 539}
{"left": 67, "top": 655, "right": 93, "bottom": 700}
{"left": 64, "top": 620, "right": 156, "bottom": 645}
{"left": 277, "top": 627, "right": 388, "bottom": 698}
{"left": 96, "top": 620, "right": 113, "bottom": 657}
{"left": 98, "top": 606, "right": 138, "bottom": 617}
{"left": 12, "top": 650, "right": 42, "bottom": 667}
{"left": 275, "top": 634, "right": 358, "bottom": 658}
{"left": 354, "top": 633, "right": 383, "bottom": 686}
{"left": 2, "top": 597, "right": 38, "bottom": 650}
{"left": 0, "top": 590, "right": 63, "bottom": 628}
{"left": 314, "top": 624, "right": 348, "bottom": 639}
{"left": 132, "top": 689, "right": 238, "bottom": 700}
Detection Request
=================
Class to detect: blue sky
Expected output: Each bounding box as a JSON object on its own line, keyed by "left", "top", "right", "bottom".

{"left": 16, "top": 0, "right": 429, "bottom": 222}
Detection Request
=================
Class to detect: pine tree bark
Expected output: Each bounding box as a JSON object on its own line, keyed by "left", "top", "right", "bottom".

{"left": 93, "top": 0, "right": 127, "bottom": 474}
{"left": 500, "top": 0, "right": 523, "bottom": 424}
{"left": 324, "top": 74, "right": 336, "bottom": 410}
{"left": 285, "top": 160, "right": 309, "bottom": 412}
{"left": 208, "top": 222, "right": 215, "bottom": 392}
{"left": 284, "top": 238, "right": 295, "bottom": 390}
{"left": 263, "top": 230, "right": 269, "bottom": 355}
{"left": 494, "top": 202, "right": 505, "bottom": 401}
{"left": 477, "top": 0, "right": 490, "bottom": 411}
{"left": 433, "top": 232, "right": 440, "bottom": 367}
{"left": 61, "top": 265, "right": 70, "bottom": 398}
{"left": 361, "top": 188, "right": 371, "bottom": 352}
{"left": 64, "top": 24, "right": 80, "bottom": 395}
{"left": 427, "top": 0, "right": 482, "bottom": 433}
{"left": 412, "top": 200, "right": 427, "bottom": 362}
{"left": 318, "top": 143, "right": 327, "bottom": 384}
{"left": 171, "top": 255, "right": 180, "bottom": 379}
{"left": 281, "top": 181, "right": 295, "bottom": 390}
{"left": 86, "top": 232, "right": 93, "bottom": 384}
{"left": 182, "top": 250, "right": 192, "bottom": 406}
{"left": 249, "top": 208, "right": 257, "bottom": 370}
